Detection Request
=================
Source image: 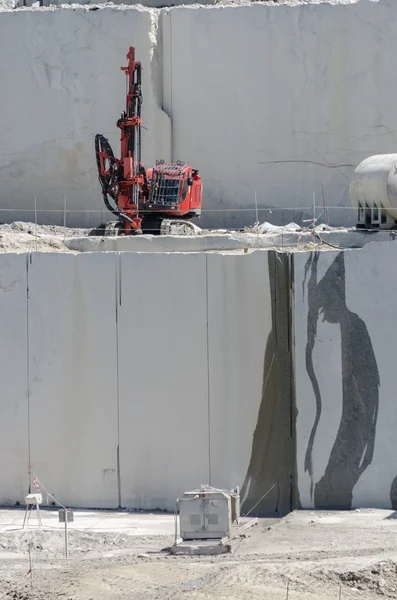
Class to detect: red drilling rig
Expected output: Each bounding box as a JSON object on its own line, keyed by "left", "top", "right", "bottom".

{"left": 94, "top": 46, "right": 203, "bottom": 235}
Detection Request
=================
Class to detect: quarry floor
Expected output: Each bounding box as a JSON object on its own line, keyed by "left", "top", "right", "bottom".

{"left": 1, "top": 509, "right": 397, "bottom": 599}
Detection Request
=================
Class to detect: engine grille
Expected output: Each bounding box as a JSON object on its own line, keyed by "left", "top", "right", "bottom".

{"left": 148, "top": 163, "right": 185, "bottom": 206}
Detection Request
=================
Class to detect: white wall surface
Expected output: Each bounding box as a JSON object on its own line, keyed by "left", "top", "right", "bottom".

{"left": 117, "top": 253, "right": 210, "bottom": 510}
{"left": 0, "top": 250, "right": 274, "bottom": 509}
{"left": 163, "top": 0, "right": 397, "bottom": 228}
{"left": 206, "top": 251, "right": 271, "bottom": 490}
{"left": 28, "top": 253, "right": 119, "bottom": 507}
{"left": 117, "top": 251, "right": 274, "bottom": 510}
{"left": 0, "top": 7, "right": 170, "bottom": 228}
{"left": 0, "top": 255, "right": 29, "bottom": 504}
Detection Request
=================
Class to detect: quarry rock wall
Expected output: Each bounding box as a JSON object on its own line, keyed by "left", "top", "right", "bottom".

{"left": 0, "top": 255, "right": 29, "bottom": 504}
{"left": 0, "top": 7, "right": 171, "bottom": 228}
{"left": 1, "top": 0, "right": 397, "bottom": 228}
{"left": 0, "top": 250, "right": 294, "bottom": 514}
{"left": 294, "top": 242, "right": 397, "bottom": 510}
{"left": 163, "top": 0, "right": 397, "bottom": 228}
{"left": 3, "top": 240, "right": 397, "bottom": 512}
{"left": 28, "top": 253, "right": 120, "bottom": 507}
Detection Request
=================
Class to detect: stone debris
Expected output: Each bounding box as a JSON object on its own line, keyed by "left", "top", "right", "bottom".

{"left": 0, "top": 0, "right": 363, "bottom": 14}
{"left": 333, "top": 561, "right": 397, "bottom": 596}
{"left": 0, "top": 221, "right": 89, "bottom": 253}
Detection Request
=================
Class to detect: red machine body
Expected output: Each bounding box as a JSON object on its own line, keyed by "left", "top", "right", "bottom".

{"left": 95, "top": 47, "right": 203, "bottom": 235}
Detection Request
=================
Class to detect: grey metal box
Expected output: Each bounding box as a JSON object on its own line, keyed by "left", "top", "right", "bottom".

{"left": 179, "top": 491, "right": 232, "bottom": 540}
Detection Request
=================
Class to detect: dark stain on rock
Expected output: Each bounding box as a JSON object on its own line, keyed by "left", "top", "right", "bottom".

{"left": 390, "top": 476, "right": 397, "bottom": 510}
{"left": 241, "top": 251, "right": 294, "bottom": 517}
{"left": 303, "top": 252, "right": 321, "bottom": 501}
{"left": 304, "top": 251, "right": 380, "bottom": 509}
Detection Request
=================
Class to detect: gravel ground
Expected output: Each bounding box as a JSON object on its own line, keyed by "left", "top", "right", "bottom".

{"left": 1, "top": 509, "right": 397, "bottom": 599}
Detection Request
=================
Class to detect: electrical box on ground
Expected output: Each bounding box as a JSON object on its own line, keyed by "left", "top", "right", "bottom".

{"left": 178, "top": 485, "right": 240, "bottom": 541}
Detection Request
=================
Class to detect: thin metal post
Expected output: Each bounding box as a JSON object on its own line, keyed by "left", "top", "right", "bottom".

{"left": 34, "top": 196, "right": 38, "bottom": 253}
{"left": 286, "top": 580, "right": 290, "bottom": 599}
{"left": 28, "top": 542, "right": 33, "bottom": 591}
{"left": 174, "top": 500, "right": 179, "bottom": 544}
{"left": 312, "top": 191, "right": 316, "bottom": 229}
{"left": 321, "top": 184, "right": 329, "bottom": 225}
{"left": 254, "top": 190, "right": 259, "bottom": 249}
{"left": 64, "top": 513, "right": 68, "bottom": 558}
{"left": 63, "top": 196, "right": 67, "bottom": 252}
{"left": 339, "top": 583, "right": 342, "bottom": 599}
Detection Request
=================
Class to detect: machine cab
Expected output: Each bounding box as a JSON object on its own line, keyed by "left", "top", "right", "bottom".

{"left": 146, "top": 160, "right": 202, "bottom": 217}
